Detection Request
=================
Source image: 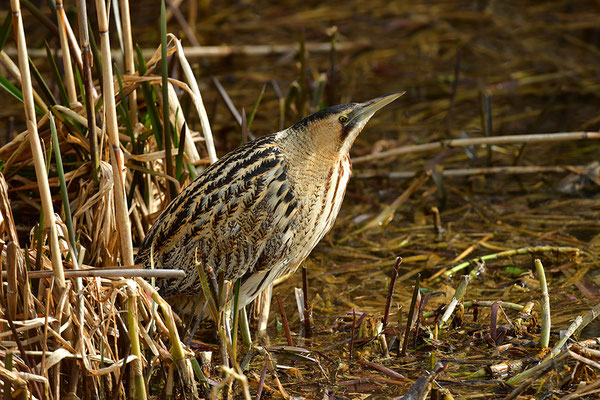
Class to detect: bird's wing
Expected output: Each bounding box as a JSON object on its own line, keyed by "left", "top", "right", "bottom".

{"left": 136, "top": 134, "right": 298, "bottom": 296}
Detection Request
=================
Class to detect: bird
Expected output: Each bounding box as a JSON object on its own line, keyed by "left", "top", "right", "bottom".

{"left": 135, "top": 92, "right": 404, "bottom": 315}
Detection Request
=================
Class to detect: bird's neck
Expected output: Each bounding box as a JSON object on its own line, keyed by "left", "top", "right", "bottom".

{"left": 278, "top": 127, "right": 349, "bottom": 186}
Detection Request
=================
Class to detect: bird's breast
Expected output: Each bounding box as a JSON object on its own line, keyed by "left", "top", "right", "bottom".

{"left": 285, "top": 155, "right": 352, "bottom": 265}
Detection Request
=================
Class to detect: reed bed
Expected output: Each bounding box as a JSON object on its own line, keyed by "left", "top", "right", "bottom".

{"left": 1, "top": 0, "right": 600, "bottom": 399}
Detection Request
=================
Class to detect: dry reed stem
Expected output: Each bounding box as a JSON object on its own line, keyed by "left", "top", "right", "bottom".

{"left": 361, "top": 171, "right": 431, "bottom": 232}
{"left": 61, "top": 6, "right": 83, "bottom": 71}
{"left": 55, "top": 0, "right": 78, "bottom": 105}
{"left": 356, "top": 164, "right": 595, "bottom": 180}
{"left": 94, "top": 0, "right": 135, "bottom": 266}
{"left": 353, "top": 131, "right": 600, "bottom": 164}
{"left": 10, "top": 0, "right": 66, "bottom": 290}
{"left": 0, "top": 365, "right": 29, "bottom": 398}
{"left": 119, "top": 0, "right": 138, "bottom": 125}
{"left": 173, "top": 36, "right": 216, "bottom": 163}
{"left": 0, "top": 176, "right": 19, "bottom": 245}
{"left": 6, "top": 242, "right": 18, "bottom": 320}
{"left": 552, "top": 316, "right": 582, "bottom": 356}
{"left": 256, "top": 284, "right": 273, "bottom": 336}
{"left": 8, "top": 40, "right": 369, "bottom": 61}
{"left": 1, "top": 268, "right": 185, "bottom": 279}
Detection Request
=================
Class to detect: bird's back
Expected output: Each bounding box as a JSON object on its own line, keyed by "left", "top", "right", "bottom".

{"left": 135, "top": 134, "right": 300, "bottom": 299}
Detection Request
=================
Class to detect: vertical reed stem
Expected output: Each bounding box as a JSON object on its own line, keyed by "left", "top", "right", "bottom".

{"left": 94, "top": 0, "right": 135, "bottom": 266}
{"left": 119, "top": 0, "right": 137, "bottom": 125}
{"left": 55, "top": 0, "right": 78, "bottom": 104}
{"left": 126, "top": 281, "right": 148, "bottom": 400}
{"left": 10, "top": 0, "right": 66, "bottom": 289}
{"left": 276, "top": 293, "right": 293, "bottom": 346}
{"left": 535, "top": 259, "right": 551, "bottom": 348}
{"left": 401, "top": 273, "right": 420, "bottom": 357}
{"left": 161, "top": 0, "right": 175, "bottom": 199}
{"left": 383, "top": 256, "right": 402, "bottom": 328}
{"left": 75, "top": 0, "right": 99, "bottom": 182}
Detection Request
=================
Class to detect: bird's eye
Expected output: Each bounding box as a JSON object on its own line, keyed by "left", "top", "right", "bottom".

{"left": 338, "top": 115, "right": 349, "bottom": 123}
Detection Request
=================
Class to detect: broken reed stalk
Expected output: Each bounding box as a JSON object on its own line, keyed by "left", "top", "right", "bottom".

{"left": 422, "top": 299, "right": 525, "bottom": 319}
{"left": 383, "top": 256, "right": 402, "bottom": 328}
{"left": 356, "top": 165, "right": 594, "bottom": 180}
{"left": 0, "top": 176, "right": 19, "bottom": 245}
{"left": 353, "top": 131, "right": 600, "bottom": 164}
{"left": 212, "top": 76, "right": 242, "bottom": 126}
{"left": 440, "top": 246, "right": 580, "bottom": 279}
{"left": 428, "top": 234, "right": 493, "bottom": 281}
{"left": 301, "top": 265, "right": 312, "bottom": 337}
{"left": 357, "top": 172, "right": 431, "bottom": 234}
{"left": 439, "top": 275, "right": 469, "bottom": 327}
{"left": 508, "top": 349, "right": 568, "bottom": 386}
{"left": 401, "top": 273, "right": 420, "bottom": 357}
{"left": 276, "top": 293, "right": 294, "bottom": 346}
{"left": 552, "top": 316, "right": 582, "bottom": 355}
{"left": 55, "top": 0, "right": 77, "bottom": 104}
{"left": 534, "top": 259, "right": 551, "bottom": 348}
{"left": 10, "top": 0, "right": 66, "bottom": 289}
{"left": 489, "top": 300, "right": 502, "bottom": 344}
{"left": 94, "top": 0, "right": 135, "bottom": 266}
{"left": 507, "top": 303, "right": 600, "bottom": 386}
{"left": 239, "top": 306, "right": 252, "bottom": 345}
{"left": 257, "top": 284, "right": 272, "bottom": 336}
{"left": 358, "top": 359, "right": 405, "bottom": 380}
{"left": 376, "top": 320, "right": 389, "bottom": 358}
{"left": 506, "top": 304, "right": 600, "bottom": 385}
{"left": 350, "top": 308, "right": 356, "bottom": 360}
{"left": 126, "top": 281, "right": 148, "bottom": 400}
{"left": 255, "top": 362, "right": 268, "bottom": 400}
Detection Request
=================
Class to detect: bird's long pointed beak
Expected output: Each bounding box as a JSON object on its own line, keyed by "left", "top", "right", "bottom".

{"left": 346, "top": 91, "right": 405, "bottom": 126}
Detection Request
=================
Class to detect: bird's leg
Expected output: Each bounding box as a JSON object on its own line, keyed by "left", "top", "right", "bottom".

{"left": 184, "top": 296, "right": 207, "bottom": 345}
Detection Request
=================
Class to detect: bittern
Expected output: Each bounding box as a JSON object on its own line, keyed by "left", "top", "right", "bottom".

{"left": 135, "top": 92, "right": 404, "bottom": 313}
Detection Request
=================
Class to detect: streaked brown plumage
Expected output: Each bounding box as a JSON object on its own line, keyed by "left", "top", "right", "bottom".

{"left": 135, "top": 92, "right": 404, "bottom": 312}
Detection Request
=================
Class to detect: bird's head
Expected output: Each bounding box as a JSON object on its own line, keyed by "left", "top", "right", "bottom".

{"left": 285, "top": 92, "right": 405, "bottom": 159}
